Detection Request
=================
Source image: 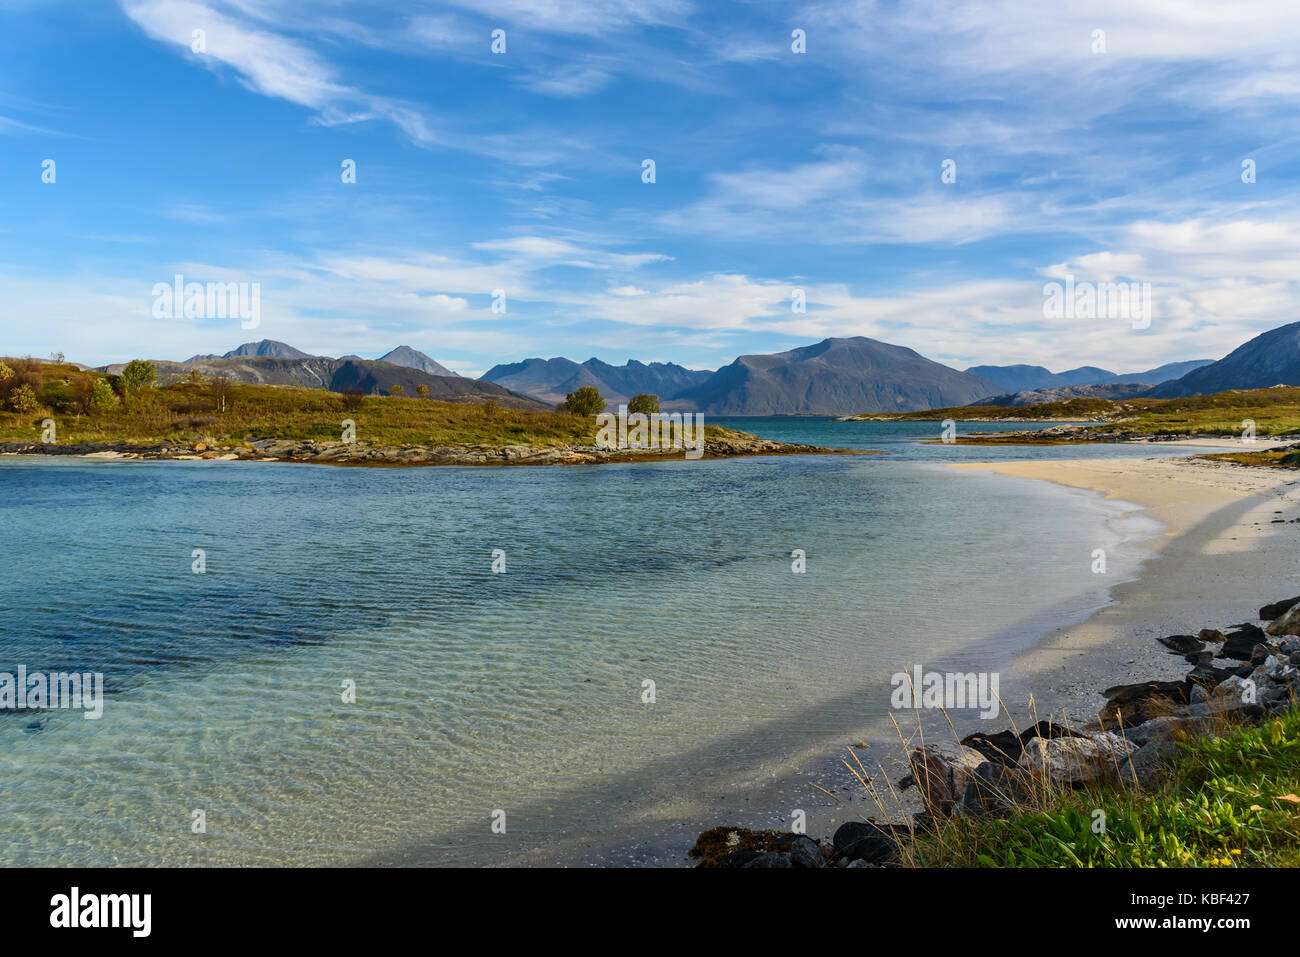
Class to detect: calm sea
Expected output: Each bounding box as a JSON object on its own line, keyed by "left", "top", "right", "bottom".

{"left": 0, "top": 419, "right": 1190, "bottom": 865}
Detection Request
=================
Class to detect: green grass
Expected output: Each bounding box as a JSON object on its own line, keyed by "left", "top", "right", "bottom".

{"left": 909, "top": 708, "right": 1300, "bottom": 868}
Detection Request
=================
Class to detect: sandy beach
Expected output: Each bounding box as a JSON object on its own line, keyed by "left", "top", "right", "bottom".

{"left": 951, "top": 452, "right": 1300, "bottom": 727}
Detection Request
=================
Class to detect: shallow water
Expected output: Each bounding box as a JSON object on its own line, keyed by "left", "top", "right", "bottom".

{"left": 0, "top": 423, "right": 1195, "bottom": 865}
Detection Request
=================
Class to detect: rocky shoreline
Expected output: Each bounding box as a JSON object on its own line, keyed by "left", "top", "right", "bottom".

{"left": 0, "top": 432, "right": 865, "bottom": 467}
{"left": 691, "top": 595, "right": 1300, "bottom": 868}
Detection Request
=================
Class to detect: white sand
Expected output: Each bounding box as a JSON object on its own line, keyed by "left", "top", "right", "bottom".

{"left": 950, "top": 456, "right": 1300, "bottom": 725}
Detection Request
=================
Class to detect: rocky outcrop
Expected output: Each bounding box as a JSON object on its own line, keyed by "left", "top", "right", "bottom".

{"left": 0, "top": 433, "right": 862, "bottom": 468}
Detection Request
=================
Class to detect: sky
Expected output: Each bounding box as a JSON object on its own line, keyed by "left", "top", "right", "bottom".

{"left": 1, "top": 0, "right": 1298, "bottom": 377}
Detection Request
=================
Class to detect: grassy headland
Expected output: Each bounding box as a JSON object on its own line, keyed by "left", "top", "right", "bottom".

{"left": 843, "top": 385, "right": 1300, "bottom": 447}
{"left": 0, "top": 357, "right": 852, "bottom": 464}
{"left": 0, "top": 358, "right": 596, "bottom": 448}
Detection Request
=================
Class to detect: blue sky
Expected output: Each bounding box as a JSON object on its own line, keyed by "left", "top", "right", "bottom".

{"left": 1, "top": 0, "right": 1298, "bottom": 376}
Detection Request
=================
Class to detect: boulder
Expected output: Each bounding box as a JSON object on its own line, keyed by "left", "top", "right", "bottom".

{"left": 742, "top": 852, "right": 793, "bottom": 868}
{"left": 831, "top": 821, "right": 899, "bottom": 864}
{"left": 1220, "top": 626, "right": 1269, "bottom": 661}
{"left": 1124, "top": 740, "right": 1182, "bottom": 788}
{"left": 1099, "top": 680, "right": 1190, "bottom": 727}
{"left": 903, "top": 745, "right": 988, "bottom": 815}
{"left": 1260, "top": 597, "right": 1300, "bottom": 621}
{"left": 1018, "top": 732, "right": 1136, "bottom": 787}
{"left": 1158, "top": 634, "right": 1204, "bottom": 654}
{"left": 954, "top": 761, "right": 1030, "bottom": 819}
{"left": 959, "top": 729, "right": 1022, "bottom": 766}
{"left": 789, "top": 836, "right": 823, "bottom": 869}
{"left": 1019, "top": 718, "right": 1091, "bottom": 744}
{"left": 1123, "top": 715, "right": 1204, "bottom": 747}
{"left": 1266, "top": 604, "right": 1300, "bottom": 637}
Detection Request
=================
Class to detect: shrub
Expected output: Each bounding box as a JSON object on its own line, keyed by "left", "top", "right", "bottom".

{"left": 416, "top": 384, "right": 429, "bottom": 399}
{"left": 564, "top": 385, "right": 605, "bottom": 416}
{"left": 389, "top": 385, "right": 405, "bottom": 397}
{"left": 628, "top": 393, "right": 660, "bottom": 415}
{"left": 87, "top": 379, "right": 118, "bottom": 411}
{"left": 7, "top": 384, "right": 38, "bottom": 413}
{"left": 119, "top": 359, "right": 157, "bottom": 391}
{"left": 40, "top": 379, "right": 76, "bottom": 412}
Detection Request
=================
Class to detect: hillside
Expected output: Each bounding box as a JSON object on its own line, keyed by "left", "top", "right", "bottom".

{"left": 0, "top": 358, "right": 587, "bottom": 446}
{"left": 668, "top": 337, "right": 1000, "bottom": 415}
{"left": 101, "top": 355, "right": 546, "bottom": 410}
{"left": 1146, "top": 321, "right": 1300, "bottom": 397}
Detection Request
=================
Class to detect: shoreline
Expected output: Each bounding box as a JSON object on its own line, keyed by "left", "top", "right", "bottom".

{"left": 950, "top": 456, "right": 1300, "bottom": 731}
{"left": 672, "top": 454, "right": 1299, "bottom": 868}
{"left": 0, "top": 434, "right": 868, "bottom": 467}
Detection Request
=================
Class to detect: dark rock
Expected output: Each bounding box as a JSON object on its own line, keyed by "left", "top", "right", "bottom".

{"left": 831, "top": 821, "right": 899, "bottom": 864}
{"left": 960, "top": 729, "right": 1022, "bottom": 765}
{"left": 789, "top": 836, "right": 823, "bottom": 869}
{"left": 719, "top": 849, "right": 764, "bottom": 868}
{"left": 1124, "top": 740, "right": 1182, "bottom": 787}
{"left": 1158, "top": 634, "right": 1204, "bottom": 654}
{"left": 1185, "top": 651, "right": 1213, "bottom": 665}
{"left": 954, "top": 761, "right": 1028, "bottom": 818}
{"left": 742, "top": 851, "right": 793, "bottom": 868}
{"left": 1188, "top": 664, "right": 1235, "bottom": 689}
{"left": 1261, "top": 597, "right": 1300, "bottom": 621}
{"left": 1099, "top": 680, "right": 1190, "bottom": 726}
{"left": 1221, "top": 627, "right": 1269, "bottom": 661}
{"left": 1018, "top": 718, "right": 1090, "bottom": 744}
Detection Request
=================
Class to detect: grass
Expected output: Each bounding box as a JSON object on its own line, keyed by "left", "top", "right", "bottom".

{"left": 857, "top": 703, "right": 1300, "bottom": 868}
{"left": 851, "top": 385, "right": 1300, "bottom": 442}
{"left": 0, "top": 359, "right": 600, "bottom": 448}
{"left": 1201, "top": 449, "right": 1300, "bottom": 469}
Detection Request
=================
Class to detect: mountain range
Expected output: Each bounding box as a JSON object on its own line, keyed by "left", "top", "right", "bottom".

{"left": 965, "top": 359, "right": 1213, "bottom": 395}
{"left": 88, "top": 318, "right": 1300, "bottom": 415}
{"left": 481, "top": 357, "right": 713, "bottom": 406}
{"left": 100, "top": 342, "right": 545, "bottom": 410}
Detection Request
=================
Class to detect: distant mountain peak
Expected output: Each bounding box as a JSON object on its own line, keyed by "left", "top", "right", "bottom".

{"left": 378, "top": 345, "right": 457, "bottom": 378}
{"left": 222, "top": 339, "right": 312, "bottom": 360}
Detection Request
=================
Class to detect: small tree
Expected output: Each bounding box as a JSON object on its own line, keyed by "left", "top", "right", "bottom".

{"left": 627, "top": 393, "right": 660, "bottom": 415}
{"left": 119, "top": 359, "right": 157, "bottom": 391}
{"left": 88, "top": 378, "right": 118, "bottom": 412}
{"left": 212, "top": 375, "right": 234, "bottom": 414}
{"left": 0, "top": 362, "right": 14, "bottom": 384}
{"left": 416, "top": 384, "right": 429, "bottom": 399}
{"left": 389, "top": 384, "right": 405, "bottom": 397}
{"left": 563, "top": 385, "right": 605, "bottom": 416}
{"left": 49, "top": 351, "right": 65, "bottom": 364}
{"left": 7, "top": 384, "right": 38, "bottom": 413}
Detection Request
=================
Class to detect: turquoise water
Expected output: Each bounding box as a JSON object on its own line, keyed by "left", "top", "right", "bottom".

{"left": 0, "top": 422, "right": 1195, "bottom": 865}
